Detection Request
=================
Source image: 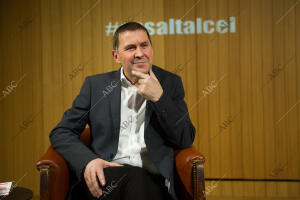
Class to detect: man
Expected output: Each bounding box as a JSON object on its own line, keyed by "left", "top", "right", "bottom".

{"left": 50, "top": 22, "right": 195, "bottom": 200}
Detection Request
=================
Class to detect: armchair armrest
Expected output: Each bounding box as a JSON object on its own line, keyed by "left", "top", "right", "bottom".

{"left": 36, "top": 146, "right": 69, "bottom": 200}
{"left": 175, "top": 147, "right": 206, "bottom": 200}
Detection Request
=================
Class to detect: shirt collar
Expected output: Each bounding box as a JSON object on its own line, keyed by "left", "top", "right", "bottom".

{"left": 120, "top": 66, "right": 134, "bottom": 88}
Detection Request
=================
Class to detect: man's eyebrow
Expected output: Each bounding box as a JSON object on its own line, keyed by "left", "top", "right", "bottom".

{"left": 123, "top": 44, "right": 136, "bottom": 49}
{"left": 123, "top": 41, "right": 150, "bottom": 49}
{"left": 141, "top": 41, "right": 150, "bottom": 45}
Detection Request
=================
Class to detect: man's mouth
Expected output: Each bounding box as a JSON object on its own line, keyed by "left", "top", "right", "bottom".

{"left": 133, "top": 60, "right": 147, "bottom": 65}
{"left": 134, "top": 61, "right": 145, "bottom": 64}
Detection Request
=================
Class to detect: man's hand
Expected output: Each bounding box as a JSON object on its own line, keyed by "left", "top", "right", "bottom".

{"left": 132, "top": 68, "right": 163, "bottom": 102}
{"left": 84, "top": 158, "right": 123, "bottom": 198}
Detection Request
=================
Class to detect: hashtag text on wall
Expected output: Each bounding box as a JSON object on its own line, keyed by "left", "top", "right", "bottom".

{"left": 105, "top": 17, "right": 236, "bottom": 36}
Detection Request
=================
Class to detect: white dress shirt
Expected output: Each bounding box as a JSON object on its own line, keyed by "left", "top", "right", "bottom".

{"left": 112, "top": 67, "right": 159, "bottom": 174}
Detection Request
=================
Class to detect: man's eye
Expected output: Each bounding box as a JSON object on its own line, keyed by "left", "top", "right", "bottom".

{"left": 126, "top": 47, "right": 135, "bottom": 51}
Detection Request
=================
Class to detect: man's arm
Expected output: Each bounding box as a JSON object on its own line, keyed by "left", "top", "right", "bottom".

{"left": 133, "top": 69, "right": 195, "bottom": 149}
{"left": 49, "top": 77, "right": 98, "bottom": 179}
{"left": 50, "top": 77, "right": 122, "bottom": 198}
{"left": 150, "top": 75, "right": 195, "bottom": 149}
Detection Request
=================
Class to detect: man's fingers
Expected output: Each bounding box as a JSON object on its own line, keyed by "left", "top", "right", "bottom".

{"left": 138, "top": 78, "right": 146, "bottom": 84}
{"left": 96, "top": 167, "right": 106, "bottom": 186}
{"left": 149, "top": 68, "right": 158, "bottom": 81}
{"left": 104, "top": 161, "right": 124, "bottom": 168}
{"left": 84, "top": 158, "right": 113, "bottom": 198}
{"left": 106, "top": 162, "right": 124, "bottom": 167}
{"left": 90, "top": 169, "right": 102, "bottom": 197}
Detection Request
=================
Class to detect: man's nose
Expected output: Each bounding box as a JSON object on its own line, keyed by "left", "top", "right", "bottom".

{"left": 134, "top": 47, "right": 144, "bottom": 58}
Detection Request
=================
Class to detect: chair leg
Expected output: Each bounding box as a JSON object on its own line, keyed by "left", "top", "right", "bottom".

{"left": 38, "top": 165, "right": 51, "bottom": 200}
{"left": 193, "top": 160, "right": 206, "bottom": 200}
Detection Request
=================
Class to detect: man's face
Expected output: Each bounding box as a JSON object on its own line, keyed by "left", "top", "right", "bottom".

{"left": 112, "top": 29, "right": 153, "bottom": 82}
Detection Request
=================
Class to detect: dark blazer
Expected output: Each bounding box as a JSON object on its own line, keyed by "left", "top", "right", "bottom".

{"left": 50, "top": 65, "right": 195, "bottom": 200}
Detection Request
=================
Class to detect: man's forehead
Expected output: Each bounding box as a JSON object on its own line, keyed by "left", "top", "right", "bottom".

{"left": 119, "top": 30, "right": 150, "bottom": 46}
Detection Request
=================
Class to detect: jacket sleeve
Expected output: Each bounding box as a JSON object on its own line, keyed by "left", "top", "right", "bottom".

{"left": 150, "top": 76, "right": 196, "bottom": 149}
{"left": 49, "top": 77, "right": 98, "bottom": 180}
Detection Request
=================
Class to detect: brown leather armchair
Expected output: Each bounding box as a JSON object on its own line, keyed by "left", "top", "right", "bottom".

{"left": 36, "top": 128, "right": 206, "bottom": 200}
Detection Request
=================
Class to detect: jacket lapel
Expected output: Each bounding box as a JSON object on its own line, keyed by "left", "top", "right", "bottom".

{"left": 109, "top": 68, "right": 121, "bottom": 141}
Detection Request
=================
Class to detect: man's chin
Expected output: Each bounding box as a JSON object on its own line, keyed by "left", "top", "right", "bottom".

{"left": 132, "top": 64, "right": 151, "bottom": 74}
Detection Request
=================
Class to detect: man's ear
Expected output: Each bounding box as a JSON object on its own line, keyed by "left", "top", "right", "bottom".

{"left": 112, "top": 50, "right": 121, "bottom": 64}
